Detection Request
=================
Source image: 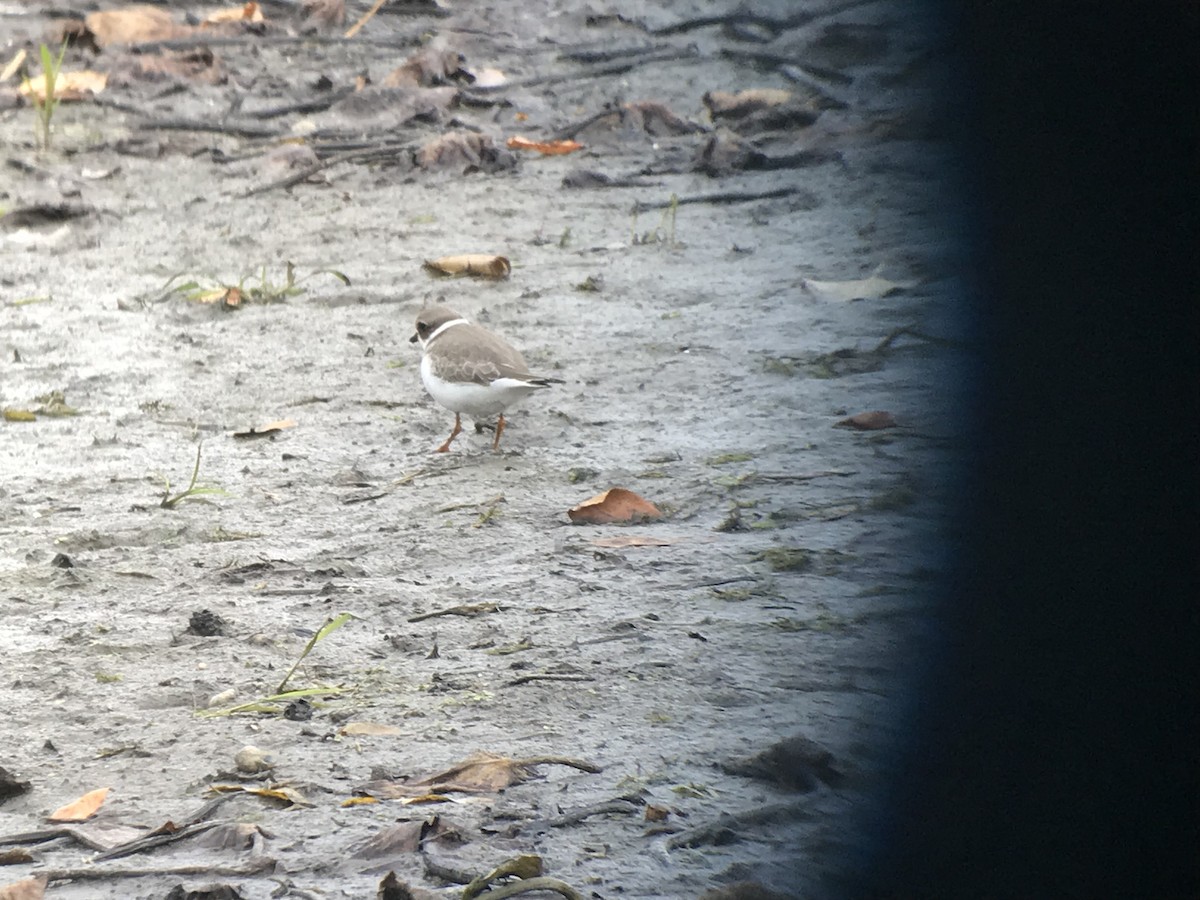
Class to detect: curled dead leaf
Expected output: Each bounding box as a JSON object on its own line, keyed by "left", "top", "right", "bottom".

{"left": 506, "top": 136, "right": 584, "bottom": 156}
{"left": 423, "top": 255, "right": 511, "bottom": 279}
{"left": 202, "top": 2, "right": 264, "bottom": 25}
{"left": 19, "top": 71, "right": 108, "bottom": 102}
{"left": 84, "top": 6, "right": 188, "bottom": 48}
{"left": 568, "top": 488, "right": 662, "bottom": 525}
{"left": 48, "top": 787, "right": 110, "bottom": 822}
{"left": 3, "top": 409, "right": 37, "bottom": 422}
{"left": 834, "top": 410, "right": 897, "bottom": 430}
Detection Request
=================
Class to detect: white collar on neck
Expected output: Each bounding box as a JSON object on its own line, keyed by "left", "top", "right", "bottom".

{"left": 423, "top": 317, "right": 469, "bottom": 347}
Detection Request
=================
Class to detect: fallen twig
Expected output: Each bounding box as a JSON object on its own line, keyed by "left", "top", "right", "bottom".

{"left": 634, "top": 187, "right": 812, "bottom": 210}
{"left": 505, "top": 674, "right": 594, "bottom": 687}
{"left": 546, "top": 798, "right": 641, "bottom": 827}
{"left": 345, "top": 0, "right": 388, "bottom": 37}
{"left": 41, "top": 856, "right": 275, "bottom": 883}
{"left": 665, "top": 801, "right": 816, "bottom": 850}
{"left": 91, "top": 821, "right": 219, "bottom": 862}
{"left": 240, "top": 142, "right": 415, "bottom": 198}
{"left": 408, "top": 602, "right": 501, "bottom": 623}
{"left": 422, "top": 848, "right": 476, "bottom": 885}
{"left": 465, "top": 47, "right": 697, "bottom": 97}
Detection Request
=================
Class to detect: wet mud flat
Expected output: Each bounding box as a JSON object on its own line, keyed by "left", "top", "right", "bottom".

{"left": 1, "top": 1, "right": 965, "bottom": 897}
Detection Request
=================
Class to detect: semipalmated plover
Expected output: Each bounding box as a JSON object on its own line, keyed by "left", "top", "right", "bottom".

{"left": 410, "top": 305, "right": 563, "bottom": 452}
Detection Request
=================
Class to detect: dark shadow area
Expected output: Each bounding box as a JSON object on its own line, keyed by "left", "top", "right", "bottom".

{"left": 861, "top": 5, "right": 1198, "bottom": 897}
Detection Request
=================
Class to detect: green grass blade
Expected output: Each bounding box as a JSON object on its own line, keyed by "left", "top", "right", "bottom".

{"left": 275, "top": 612, "right": 356, "bottom": 694}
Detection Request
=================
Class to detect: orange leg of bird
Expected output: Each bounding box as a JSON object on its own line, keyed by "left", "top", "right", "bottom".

{"left": 492, "top": 414, "right": 507, "bottom": 452}
{"left": 436, "top": 413, "right": 463, "bottom": 453}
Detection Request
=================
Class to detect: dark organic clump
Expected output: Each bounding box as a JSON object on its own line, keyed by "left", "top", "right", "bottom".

{"left": 187, "top": 609, "right": 227, "bottom": 637}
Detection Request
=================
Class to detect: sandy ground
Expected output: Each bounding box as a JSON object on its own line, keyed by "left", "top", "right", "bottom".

{"left": 1, "top": 1, "right": 966, "bottom": 897}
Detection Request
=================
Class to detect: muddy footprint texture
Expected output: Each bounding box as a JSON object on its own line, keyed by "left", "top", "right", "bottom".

{"left": 1, "top": 0, "right": 965, "bottom": 897}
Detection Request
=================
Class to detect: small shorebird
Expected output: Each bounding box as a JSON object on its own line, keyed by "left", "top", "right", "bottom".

{"left": 409, "top": 305, "right": 563, "bottom": 453}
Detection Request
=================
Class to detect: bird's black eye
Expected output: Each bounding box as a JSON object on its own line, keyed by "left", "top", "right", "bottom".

{"left": 417, "top": 321, "right": 429, "bottom": 334}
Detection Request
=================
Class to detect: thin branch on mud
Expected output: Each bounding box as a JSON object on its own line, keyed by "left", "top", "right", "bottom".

{"left": 633, "top": 187, "right": 810, "bottom": 210}
{"left": 558, "top": 43, "right": 673, "bottom": 64}
{"left": 546, "top": 798, "right": 641, "bottom": 827}
{"left": 131, "top": 35, "right": 422, "bottom": 52}
{"left": 150, "top": 116, "right": 284, "bottom": 138}
{"left": 91, "top": 821, "right": 220, "bottom": 862}
{"left": 505, "top": 673, "right": 594, "bottom": 687}
{"left": 41, "top": 856, "right": 276, "bottom": 883}
{"left": 240, "top": 142, "right": 415, "bottom": 198}
{"left": 647, "top": 0, "right": 872, "bottom": 37}
{"left": 245, "top": 87, "right": 356, "bottom": 120}
{"left": 665, "top": 801, "right": 816, "bottom": 850}
{"left": 344, "top": 0, "right": 389, "bottom": 38}
{"left": 0, "top": 828, "right": 70, "bottom": 846}
{"left": 514, "top": 755, "right": 603, "bottom": 774}
{"left": 422, "top": 848, "right": 476, "bottom": 885}
{"left": 465, "top": 47, "right": 698, "bottom": 96}
{"left": 719, "top": 47, "right": 854, "bottom": 89}
{"left": 408, "top": 601, "right": 501, "bottom": 623}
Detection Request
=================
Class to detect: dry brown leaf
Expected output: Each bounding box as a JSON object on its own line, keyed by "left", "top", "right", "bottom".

{"left": 801, "top": 271, "right": 917, "bottom": 302}
{"left": 382, "top": 46, "right": 465, "bottom": 88}
{"left": 411, "top": 752, "right": 535, "bottom": 792}
{"left": 19, "top": 70, "right": 108, "bottom": 102}
{"left": 568, "top": 488, "right": 662, "bottom": 525}
{"left": 202, "top": 2, "right": 264, "bottom": 25}
{"left": 340, "top": 721, "right": 403, "bottom": 736}
{"left": 341, "top": 796, "right": 379, "bottom": 807}
{"left": 423, "top": 255, "right": 511, "bottom": 279}
{"left": 0, "top": 875, "right": 47, "bottom": 900}
{"left": 834, "top": 410, "right": 897, "bottom": 430}
{"left": 506, "top": 135, "right": 584, "bottom": 156}
{"left": 232, "top": 419, "right": 297, "bottom": 439}
{"left": 0, "top": 849, "right": 34, "bottom": 865}
{"left": 84, "top": 6, "right": 187, "bottom": 48}
{"left": 414, "top": 131, "right": 515, "bottom": 173}
{"left": 591, "top": 535, "right": 676, "bottom": 548}
{"left": 353, "top": 816, "right": 449, "bottom": 857}
{"left": 363, "top": 753, "right": 599, "bottom": 799}
{"left": 109, "top": 47, "right": 225, "bottom": 86}
{"left": 3, "top": 409, "right": 36, "bottom": 422}
{"left": 48, "top": 787, "right": 109, "bottom": 822}
{"left": 644, "top": 804, "right": 670, "bottom": 822}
